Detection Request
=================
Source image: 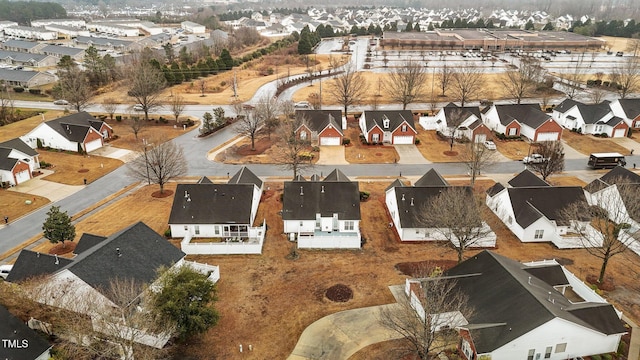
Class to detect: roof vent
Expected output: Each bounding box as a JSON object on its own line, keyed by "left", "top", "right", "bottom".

{"left": 547, "top": 292, "right": 552, "bottom": 301}
{"left": 300, "top": 186, "right": 304, "bottom": 196}
{"left": 37, "top": 252, "right": 40, "bottom": 257}
{"left": 321, "top": 185, "right": 325, "bottom": 193}
{"left": 401, "top": 193, "right": 405, "bottom": 201}
{"left": 184, "top": 191, "right": 189, "bottom": 198}
{"left": 410, "top": 198, "right": 414, "bottom": 206}
{"left": 54, "top": 254, "right": 59, "bottom": 265}
{"left": 528, "top": 276, "right": 531, "bottom": 285}
{"left": 116, "top": 248, "right": 121, "bottom": 257}
{"left": 186, "top": 194, "right": 191, "bottom": 202}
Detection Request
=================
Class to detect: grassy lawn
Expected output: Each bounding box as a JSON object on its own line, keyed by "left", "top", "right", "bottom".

{"left": 105, "top": 117, "right": 199, "bottom": 151}
{"left": 414, "top": 130, "right": 464, "bottom": 162}
{"left": 0, "top": 190, "right": 49, "bottom": 222}
{"left": 562, "top": 129, "right": 629, "bottom": 155}
{"left": 0, "top": 110, "right": 67, "bottom": 142}
{"left": 546, "top": 175, "right": 588, "bottom": 187}
{"left": 494, "top": 139, "right": 531, "bottom": 160}
{"left": 214, "top": 132, "right": 319, "bottom": 165}
{"left": 38, "top": 151, "right": 123, "bottom": 185}
{"left": 343, "top": 126, "right": 399, "bottom": 164}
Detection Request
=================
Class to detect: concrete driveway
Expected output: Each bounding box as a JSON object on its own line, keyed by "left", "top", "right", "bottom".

{"left": 561, "top": 140, "right": 586, "bottom": 160}
{"left": 9, "top": 170, "right": 83, "bottom": 202}
{"left": 394, "top": 145, "right": 430, "bottom": 164}
{"left": 317, "top": 146, "right": 348, "bottom": 165}
{"left": 89, "top": 145, "right": 138, "bottom": 163}
{"left": 288, "top": 304, "right": 402, "bottom": 360}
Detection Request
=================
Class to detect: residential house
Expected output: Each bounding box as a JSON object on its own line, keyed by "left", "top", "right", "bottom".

{"left": 552, "top": 99, "right": 628, "bottom": 138}
{"left": 385, "top": 169, "right": 496, "bottom": 246}
{"left": 4, "top": 26, "right": 57, "bottom": 41}
{"left": 295, "top": 110, "right": 344, "bottom": 146}
{"left": 405, "top": 250, "right": 626, "bottom": 360}
{"left": 485, "top": 169, "right": 594, "bottom": 248}
{"left": 0, "top": 50, "right": 58, "bottom": 68}
{"left": 0, "top": 305, "right": 52, "bottom": 360}
{"left": 2, "top": 39, "right": 45, "bottom": 53}
{"left": 22, "top": 112, "right": 113, "bottom": 153}
{"left": 31, "top": 19, "right": 86, "bottom": 28}
{"left": 168, "top": 166, "right": 264, "bottom": 240}
{"left": 42, "top": 24, "right": 91, "bottom": 39}
{"left": 482, "top": 104, "right": 562, "bottom": 141}
{"left": 421, "top": 103, "right": 493, "bottom": 142}
{"left": 0, "top": 69, "right": 57, "bottom": 88}
{"left": 359, "top": 110, "right": 417, "bottom": 144}
{"left": 609, "top": 98, "right": 640, "bottom": 129}
{"left": 0, "top": 138, "right": 40, "bottom": 186}
{"left": 87, "top": 22, "right": 140, "bottom": 37}
{"left": 282, "top": 169, "right": 361, "bottom": 249}
{"left": 0, "top": 20, "right": 18, "bottom": 32}
{"left": 73, "top": 36, "right": 139, "bottom": 52}
{"left": 7, "top": 222, "right": 219, "bottom": 349}
{"left": 40, "top": 45, "right": 86, "bottom": 61}
{"left": 584, "top": 166, "right": 640, "bottom": 256}
{"left": 181, "top": 21, "right": 206, "bottom": 34}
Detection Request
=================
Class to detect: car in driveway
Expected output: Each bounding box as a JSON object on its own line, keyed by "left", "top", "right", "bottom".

{"left": 483, "top": 140, "right": 496, "bottom": 150}
{"left": 523, "top": 153, "right": 547, "bottom": 164}
{"left": 53, "top": 99, "right": 69, "bottom": 105}
{"left": 294, "top": 101, "right": 311, "bottom": 109}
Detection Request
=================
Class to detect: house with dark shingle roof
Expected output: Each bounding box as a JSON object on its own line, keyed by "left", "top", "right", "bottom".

{"left": 282, "top": 169, "right": 361, "bottom": 248}
{"left": 295, "top": 109, "right": 345, "bottom": 146}
{"left": 421, "top": 103, "right": 492, "bottom": 143}
{"left": 0, "top": 138, "right": 39, "bottom": 186}
{"left": 552, "top": 99, "right": 628, "bottom": 138}
{"left": 486, "top": 170, "right": 594, "bottom": 248}
{"left": 7, "top": 222, "right": 218, "bottom": 349}
{"left": 22, "top": 112, "right": 112, "bottom": 153}
{"left": 0, "top": 305, "right": 52, "bottom": 360}
{"left": 359, "top": 110, "right": 417, "bottom": 144}
{"left": 404, "top": 251, "right": 626, "bottom": 360}
{"left": 169, "top": 167, "right": 265, "bottom": 251}
{"left": 385, "top": 169, "right": 496, "bottom": 245}
{"left": 0, "top": 68, "right": 56, "bottom": 88}
{"left": 610, "top": 98, "right": 640, "bottom": 128}
{"left": 482, "top": 104, "right": 562, "bottom": 141}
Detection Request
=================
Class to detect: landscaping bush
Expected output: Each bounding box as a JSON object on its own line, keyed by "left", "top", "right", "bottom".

{"left": 603, "top": 81, "right": 611, "bottom": 87}
{"left": 342, "top": 138, "right": 351, "bottom": 145}
{"left": 601, "top": 354, "right": 612, "bottom": 360}
{"left": 312, "top": 146, "right": 320, "bottom": 152}
{"left": 28, "top": 88, "right": 41, "bottom": 95}
{"left": 591, "top": 355, "right": 601, "bottom": 360}
{"left": 164, "top": 228, "right": 172, "bottom": 238}
{"left": 414, "top": 138, "right": 421, "bottom": 145}
{"left": 13, "top": 87, "right": 24, "bottom": 93}
{"left": 115, "top": 115, "right": 122, "bottom": 122}
{"left": 39, "top": 160, "right": 51, "bottom": 168}
{"left": 587, "top": 79, "right": 595, "bottom": 87}
{"left": 359, "top": 191, "right": 370, "bottom": 201}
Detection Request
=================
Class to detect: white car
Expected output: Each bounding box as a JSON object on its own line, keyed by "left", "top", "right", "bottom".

{"left": 133, "top": 104, "right": 145, "bottom": 111}
{"left": 53, "top": 99, "right": 69, "bottom": 105}
{"left": 294, "top": 101, "right": 311, "bottom": 109}
{"left": 523, "top": 153, "right": 547, "bottom": 164}
{"left": 483, "top": 140, "right": 496, "bottom": 150}
{"left": 0, "top": 264, "right": 12, "bottom": 280}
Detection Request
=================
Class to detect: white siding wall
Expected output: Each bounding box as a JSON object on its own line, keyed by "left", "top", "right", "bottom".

{"left": 519, "top": 123, "right": 536, "bottom": 141}
{"left": 482, "top": 107, "right": 506, "bottom": 134}
{"left": 284, "top": 219, "right": 316, "bottom": 234}
{"left": 25, "top": 123, "right": 76, "bottom": 151}
{"left": 491, "top": 318, "right": 622, "bottom": 360}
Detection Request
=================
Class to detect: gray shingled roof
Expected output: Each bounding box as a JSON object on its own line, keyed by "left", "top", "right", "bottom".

{"left": 445, "top": 251, "right": 627, "bottom": 354}
{"left": 44, "top": 112, "right": 105, "bottom": 143}
{"left": 41, "top": 44, "right": 85, "bottom": 57}
{"left": 617, "top": 98, "right": 640, "bottom": 119}
{"left": 73, "top": 233, "right": 107, "bottom": 255}
{"left": 0, "top": 147, "right": 18, "bottom": 171}
{"left": 0, "top": 50, "right": 49, "bottom": 63}
{"left": 7, "top": 250, "right": 73, "bottom": 283}
{"left": 0, "top": 305, "right": 52, "bottom": 359}
{"left": 363, "top": 110, "right": 416, "bottom": 133}
{"left": 414, "top": 168, "right": 450, "bottom": 187}
{"left": 282, "top": 180, "right": 360, "bottom": 221}
{"left": 295, "top": 109, "right": 343, "bottom": 135}
{"left": 443, "top": 102, "right": 481, "bottom": 122}
{"left": 494, "top": 104, "right": 550, "bottom": 128}
{"left": 508, "top": 169, "right": 550, "bottom": 187}
{"left": 323, "top": 169, "right": 350, "bottom": 182}
{"left": 0, "top": 68, "right": 43, "bottom": 83}
{"left": 485, "top": 182, "right": 505, "bottom": 197}
{"left": 169, "top": 183, "right": 255, "bottom": 225}
{"left": 75, "top": 35, "right": 133, "bottom": 47}
{"left": 2, "top": 39, "right": 40, "bottom": 50}
{"left": 507, "top": 186, "right": 588, "bottom": 228}
{"left": 0, "top": 137, "right": 37, "bottom": 157}
{"left": 227, "top": 166, "right": 263, "bottom": 188}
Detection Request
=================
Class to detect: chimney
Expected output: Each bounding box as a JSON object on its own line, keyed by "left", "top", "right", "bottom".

{"left": 116, "top": 247, "right": 121, "bottom": 257}
{"left": 300, "top": 186, "right": 304, "bottom": 196}
{"left": 54, "top": 254, "right": 59, "bottom": 265}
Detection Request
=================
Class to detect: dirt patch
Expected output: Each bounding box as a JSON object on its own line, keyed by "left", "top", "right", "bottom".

{"left": 395, "top": 260, "right": 458, "bottom": 277}
{"left": 325, "top": 284, "right": 354, "bottom": 302}
{"left": 48, "top": 242, "right": 76, "bottom": 255}
{"left": 151, "top": 190, "right": 174, "bottom": 198}
{"left": 587, "top": 274, "right": 616, "bottom": 291}
{"left": 236, "top": 137, "right": 273, "bottom": 156}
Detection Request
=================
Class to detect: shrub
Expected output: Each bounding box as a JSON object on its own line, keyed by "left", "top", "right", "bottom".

{"left": 13, "top": 87, "right": 24, "bottom": 93}
{"left": 39, "top": 160, "right": 51, "bottom": 168}
{"left": 115, "top": 115, "right": 122, "bottom": 122}
{"left": 601, "top": 354, "right": 612, "bottom": 360}
{"left": 29, "top": 88, "right": 41, "bottom": 95}
{"left": 359, "top": 191, "right": 370, "bottom": 201}
{"left": 36, "top": 138, "right": 43, "bottom": 149}
{"left": 312, "top": 146, "right": 320, "bottom": 152}
{"left": 591, "top": 355, "right": 602, "bottom": 360}
{"left": 164, "top": 228, "right": 172, "bottom": 238}
{"left": 414, "top": 138, "right": 421, "bottom": 145}
{"left": 298, "top": 151, "right": 314, "bottom": 161}
{"left": 342, "top": 138, "right": 351, "bottom": 145}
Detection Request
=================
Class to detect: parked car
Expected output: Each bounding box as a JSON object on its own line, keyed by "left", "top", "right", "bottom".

{"left": 133, "top": 104, "right": 144, "bottom": 111}
{"left": 483, "top": 140, "right": 496, "bottom": 150}
{"left": 523, "top": 153, "right": 547, "bottom": 164}
{"left": 294, "top": 101, "right": 311, "bottom": 109}
{"left": 53, "top": 99, "right": 69, "bottom": 105}
{"left": 0, "top": 264, "right": 12, "bottom": 280}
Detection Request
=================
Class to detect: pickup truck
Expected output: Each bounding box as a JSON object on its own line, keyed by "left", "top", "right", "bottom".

{"left": 523, "top": 154, "right": 548, "bottom": 164}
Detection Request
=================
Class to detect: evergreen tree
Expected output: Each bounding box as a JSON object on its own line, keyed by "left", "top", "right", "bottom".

{"left": 414, "top": 23, "right": 421, "bottom": 32}
{"left": 219, "top": 49, "right": 234, "bottom": 70}
{"left": 405, "top": 21, "right": 413, "bottom": 32}
{"left": 542, "top": 22, "right": 554, "bottom": 31}
{"left": 42, "top": 206, "right": 75, "bottom": 248}
{"left": 525, "top": 20, "right": 535, "bottom": 30}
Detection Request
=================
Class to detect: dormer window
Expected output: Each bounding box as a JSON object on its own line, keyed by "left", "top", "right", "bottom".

{"left": 383, "top": 119, "right": 390, "bottom": 129}
{"left": 300, "top": 131, "right": 307, "bottom": 140}
{"left": 402, "top": 124, "right": 407, "bottom": 132}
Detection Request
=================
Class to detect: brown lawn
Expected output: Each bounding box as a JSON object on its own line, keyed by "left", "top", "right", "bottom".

{"left": 104, "top": 117, "right": 199, "bottom": 151}
{"left": 0, "top": 190, "right": 49, "bottom": 222}
{"left": 12, "top": 178, "right": 640, "bottom": 360}
{"left": 493, "top": 139, "right": 532, "bottom": 160}
{"left": 562, "top": 129, "right": 630, "bottom": 155}
{"left": 343, "top": 126, "right": 399, "bottom": 164}
{"left": 214, "top": 133, "right": 319, "bottom": 165}
{"left": 38, "top": 151, "right": 123, "bottom": 185}
{"left": 546, "top": 175, "right": 587, "bottom": 187}
{"left": 0, "top": 110, "right": 68, "bottom": 142}
{"left": 414, "top": 130, "right": 464, "bottom": 162}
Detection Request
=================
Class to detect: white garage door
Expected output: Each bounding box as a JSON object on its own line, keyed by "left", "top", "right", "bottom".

{"left": 84, "top": 139, "right": 102, "bottom": 153}
{"left": 15, "top": 170, "right": 30, "bottom": 184}
{"left": 537, "top": 132, "right": 559, "bottom": 141}
{"left": 614, "top": 128, "right": 627, "bottom": 138}
{"left": 320, "top": 137, "right": 341, "bottom": 146}
{"left": 474, "top": 134, "right": 487, "bottom": 143}
{"left": 393, "top": 136, "right": 414, "bottom": 145}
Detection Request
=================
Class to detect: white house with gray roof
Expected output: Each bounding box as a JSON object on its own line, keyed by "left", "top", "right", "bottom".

{"left": 0, "top": 68, "right": 56, "bottom": 87}
{"left": 0, "top": 50, "right": 57, "bottom": 68}
{"left": 4, "top": 26, "right": 57, "bottom": 41}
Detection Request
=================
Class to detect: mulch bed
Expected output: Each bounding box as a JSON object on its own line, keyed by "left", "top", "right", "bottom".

{"left": 236, "top": 137, "right": 274, "bottom": 156}
{"left": 395, "top": 260, "right": 458, "bottom": 277}
{"left": 587, "top": 274, "right": 616, "bottom": 291}
{"left": 151, "top": 190, "right": 174, "bottom": 198}
{"left": 48, "top": 242, "right": 76, "bottom": 255}
{"left": 78, "top": 169, "right": 89, "bottom": 173}
{"left": 443, "top": 151, "right": 459, "bottom": 156}
{"left": 325, "top": 284, "right": 353, "bottom": 302}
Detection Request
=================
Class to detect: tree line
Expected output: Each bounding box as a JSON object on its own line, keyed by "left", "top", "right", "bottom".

{"left": 572, "top": 18, "right": 640, "bottom": 38}
{"left": 0, "top": 0, "right": 66, "bottom": 25}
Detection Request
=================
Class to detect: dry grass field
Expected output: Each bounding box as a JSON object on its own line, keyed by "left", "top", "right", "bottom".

{"left": 562, "top": 129, "right": 630, "bottom": 155}
{"left": 38, "top": 151, "right": 123, "bottom": 185}
{"left": 343, "top": 126, "right": 399, "bottom": 164}
{"left": 105, "top": 117, "right": 199, "bottom": 151}
{"left": 414, "top": 130, "right": 464, "bottom": 162}
{"left": 0, "top": 110, "right": 67, "bottom": 142}
{"left": 0, "top": 190, "right": 49, "bottom": 222}
{"left": 19, "top": 178, "right": 639, "bottom": 360}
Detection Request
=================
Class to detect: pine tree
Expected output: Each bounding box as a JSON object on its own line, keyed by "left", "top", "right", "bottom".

{"left": 42, "top": 206, "right": 75, "bottom": 248}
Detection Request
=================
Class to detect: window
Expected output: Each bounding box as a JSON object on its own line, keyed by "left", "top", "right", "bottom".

{"left": 372, "top": 133, "right": 380, "bottom": 142}
{"left": 214, "top": 226, "right": 220, "bottom": 236}
{"left": 383, "top": 119, "right": 390, "bottom": 128}
{"left": 508, "top": 127, "right": 518, "bottom": 136}
{"left": 535, "top": 229, "right": 544, "bottom": 239}
{"left": 635, "top": 121, "right": 640, "bottom": 128}
{"left": 402, "top": 124, "right": 407, "bottom": 132}
{"left": 555, "top": 343, "right": 567, "bottom": 353}
{"left": 344, "top": 221, "right": 354, "bottom": 231}
{"left": 184, "top": 225, "right": 188, "bottom": 231}
{"left": 527, "top": 349, "right": 535, "bottom": 360}
{"left": 544, "top": 347, "right": 552, "bottom": 358}
{"left": 595, "top": 125, "right": 603, "bottom": 132}
{"left": 194, "top": 225, "right": 200, "bottom": 235}
{"left": 300, "top": 131, "right": 307, "bottom": 140}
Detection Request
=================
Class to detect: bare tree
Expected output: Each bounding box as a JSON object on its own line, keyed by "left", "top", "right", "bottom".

{"left": 170, "top": 93, "right": 186, "bottom": 123}
{"left": 417, "top": 187, "right": 494, "bottom": 263}
{"left": 527, "top": 141, "right": 565, "bottom": 180}
{"left": 458, "top": 142, "right": 496, "bottom": 186}
{"left": 501, "top": 57, "right": 545, "bottom": 104}
{"left": 589, "top": 86, "right": 608, "bottom": 104}
{"left": 437, "top": 64, "right": 453, "bottom": 97}
{"left": 561, "top": 178, "right": 640, "bottom": 283}
{"left": 58, "top": 65, "right": 93, "bottom": 112}
{"left": 611, "top": 56, "right": 640, "bottom": 99}
{"left": 234, "top": 102, "right": 261, "bottom": 151}
{"left": 102, "top": 98, "right": 118, "bottom": 121}
{"left": 383, "top": 60, "right": 429, "bottom": 109}
{"left": 450, "top": 65, "right": 484, "bottom": 106}
{"left": 126, "top": 61, "right": 167, "bottom": 122}
{"left": 127, "top": 137, "right": 187, "bottom": 194}
{"left": 445, "top": 107, "right": 467, "bottom": 152}
{"left": 129, "top": 114, "right": 145, "bottom": 140}
{"left": 253, "top": 93, "right": 281, "bottom": 139}
{"left": 0, "top": 82, "right": 15, "bottom": 125}
{"left": 327, "top": 62, "right": 369, "bottom": 117}
{"left": 379, "top": 275, "right": 472, "bottom": 360}
{"left": 272, "top": 117, "right": 313, "bottom": 178}
{"left": 564, "top": 53, "right": 586, "bottom": 100}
